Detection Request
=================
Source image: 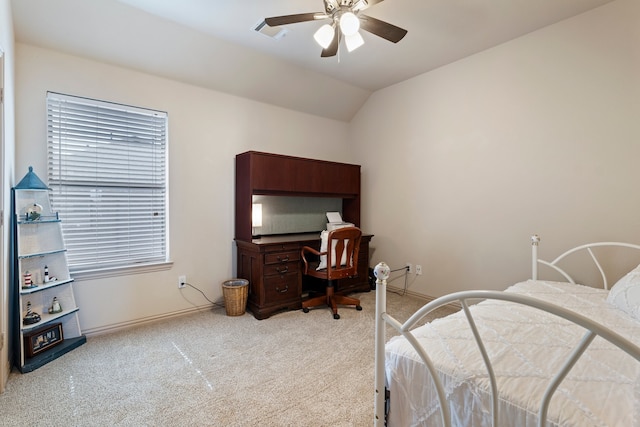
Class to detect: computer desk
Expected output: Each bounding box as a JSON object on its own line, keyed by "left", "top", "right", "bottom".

{"left": 236, "top": 232, "right": 373, "bottom": 320}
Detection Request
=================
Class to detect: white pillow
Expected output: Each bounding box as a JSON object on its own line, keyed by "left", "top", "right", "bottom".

{"left": 607, "top": 263, "right": 640, "bottom": 321}
{"left": 316, "top": 230, "right": 348, "bottom": 271}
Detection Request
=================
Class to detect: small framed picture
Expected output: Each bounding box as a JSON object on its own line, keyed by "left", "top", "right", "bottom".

{"left": 24, "top": 323, "right": 63, "bottom": 358}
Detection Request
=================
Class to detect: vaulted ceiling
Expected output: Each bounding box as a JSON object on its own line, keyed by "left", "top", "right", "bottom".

{"left": 11, "top": 0, "right": 614, "bottom": 121}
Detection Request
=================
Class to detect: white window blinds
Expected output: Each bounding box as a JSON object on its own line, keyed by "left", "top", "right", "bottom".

{"left": 47, "top": 92, "right": 168, "bottom": 274}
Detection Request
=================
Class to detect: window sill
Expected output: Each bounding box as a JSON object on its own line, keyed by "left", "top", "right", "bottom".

{"left": 71, "top": 261, "right": 174, "bottom": 282}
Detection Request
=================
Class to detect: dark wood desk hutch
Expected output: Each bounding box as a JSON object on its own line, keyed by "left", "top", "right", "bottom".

{"left": 235, "top": 151, "right": 372, "bottom": 319}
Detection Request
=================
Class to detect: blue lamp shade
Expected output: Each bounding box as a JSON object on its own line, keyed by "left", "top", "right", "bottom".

{"left": 15, "top": 166, "right": 50, "bottom": 190}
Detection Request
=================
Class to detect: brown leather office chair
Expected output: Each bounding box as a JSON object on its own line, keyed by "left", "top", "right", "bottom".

{"left": 300, "top": 227, "right": 363, "bottom": 319}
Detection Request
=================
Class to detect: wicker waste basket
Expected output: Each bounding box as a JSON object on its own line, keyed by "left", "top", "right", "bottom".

{"left": 222, "top": 279, "right": 249, "bottom": 316}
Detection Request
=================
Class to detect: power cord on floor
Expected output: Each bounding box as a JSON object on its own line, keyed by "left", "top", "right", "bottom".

{"left": 182, "top": 282, "right": 226, "bottom": 310}
{"left": 386, "top": 266, "right": 411, "bottom": 296}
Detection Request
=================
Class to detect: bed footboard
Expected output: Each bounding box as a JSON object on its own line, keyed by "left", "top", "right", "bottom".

{"left": 375, "top": 235, "right": 640, "bottom": 427}
{"left": 373, "top": 262, "right": 390, "bottom": 426}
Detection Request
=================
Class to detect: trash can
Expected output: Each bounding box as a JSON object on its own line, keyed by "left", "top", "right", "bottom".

{"left": 222, "top": 279, "right": 249, "bottom": 316}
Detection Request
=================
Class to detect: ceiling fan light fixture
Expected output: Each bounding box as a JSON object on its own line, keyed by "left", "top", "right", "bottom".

{"left": 264, "top": 0, "right": 408, "bottom": 59}
{"left": 339, "top": 11, "right": 360, "bottom": 36}
{"left": 314, "top": 23, "right": 335, "bottom": 49}
{"left": 345, "top": 32, "right": 364, "bottom": 52}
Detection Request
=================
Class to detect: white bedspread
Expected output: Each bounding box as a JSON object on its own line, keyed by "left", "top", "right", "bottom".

{"left": 385, "top": 280, "right": 640, "bottom": 427}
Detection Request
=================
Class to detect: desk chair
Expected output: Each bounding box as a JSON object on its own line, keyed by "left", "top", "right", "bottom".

{"left": 300, "top": 227, "right": 363, "bottom": 319}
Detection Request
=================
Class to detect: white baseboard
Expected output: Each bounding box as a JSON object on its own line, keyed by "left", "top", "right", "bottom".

{"left": 386, "top": 285, "right": 462, "bottom": 311}
{"left": 82, "top": 304, "right": 217, "bottom": 337}
{"left": 0, "top": 328, "right": 8, "bottom": 393}
{"left": 1, "top": 357, "right": 9, "bottom": 394}
{"left": 83, "top": 288, "right": 460, "bottom": 338}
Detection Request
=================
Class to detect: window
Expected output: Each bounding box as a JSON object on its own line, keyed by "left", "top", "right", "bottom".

{"left": 47, "top": 92, "right": 168, "bottom": 276}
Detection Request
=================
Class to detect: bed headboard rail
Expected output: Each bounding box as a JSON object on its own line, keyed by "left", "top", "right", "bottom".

{"left": 531, "top": 235, "right": 640, "bottom": 289}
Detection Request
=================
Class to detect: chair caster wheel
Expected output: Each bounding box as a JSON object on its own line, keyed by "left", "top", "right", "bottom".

{"left": 303, "top": 308, "right": 309, "bottom": 313}
{"left": 356, "top": 305, "right": 362, "bottom": 311}
{"left": 333, "top": 313, "right": 340, "bottom": 320}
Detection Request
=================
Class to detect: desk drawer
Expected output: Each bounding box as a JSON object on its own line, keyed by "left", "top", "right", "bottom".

{"left": 265, "top": 251, "right": 299, "bottom": 264}
{"left": 264, "top": 243, "right": 300, "bottom": 253}
{"left": 264, "top": 262, "right": 298, "bottom": 276}
{"left": 264, "top": 272, "right": 299, "bottom": 302}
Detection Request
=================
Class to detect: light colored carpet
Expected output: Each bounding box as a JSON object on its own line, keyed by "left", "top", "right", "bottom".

{"left": 0, "top": 290, "right": 455, "bottom": 426}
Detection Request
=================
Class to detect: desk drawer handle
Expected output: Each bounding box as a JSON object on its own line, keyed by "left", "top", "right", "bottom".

{"left": 277, "top": 256, "right": 290, "bottom": 262}
{"left": 276, "top": 266, "right": 289, "bottom": 274}
{"left": 276, "top": 285, "right": 289, "bottom": 293}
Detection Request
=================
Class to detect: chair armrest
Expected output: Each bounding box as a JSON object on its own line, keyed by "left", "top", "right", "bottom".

{"left": 301, "top": 246, "right": 324, "bottom": 274}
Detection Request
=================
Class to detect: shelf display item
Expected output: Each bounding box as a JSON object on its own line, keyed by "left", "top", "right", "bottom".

{"left": 24, "top": 323, "right": 63, "bottom": 358}
{"left": 26, "top": 203, "right": 43, "bottom": 221}
{"left": 22, "top": 301, "right": 41, "bottom": 325}
{"left": 48, "top": 297, "right": 62, "bottom": 314}
{"left": 22, "top": 271, "right": 36, "bottom": 289}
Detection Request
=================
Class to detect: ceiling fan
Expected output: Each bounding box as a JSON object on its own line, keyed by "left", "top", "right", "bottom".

{"left": 264, "top": 0, "right": 407, "bottom": 57}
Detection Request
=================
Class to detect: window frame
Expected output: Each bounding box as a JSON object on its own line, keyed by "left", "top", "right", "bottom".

{"left": 46, "top": 92, "right": 171, "bottom": 280}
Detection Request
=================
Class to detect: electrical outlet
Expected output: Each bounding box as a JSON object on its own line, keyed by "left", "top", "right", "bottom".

{"left": 416, "top": 265, "right": 423, "bottom": 275}
{"left": 406, "top": 263, "right": 413, "bottom": 274}
{"left": 178, "top": 275, "right": 186, "bottom": 289}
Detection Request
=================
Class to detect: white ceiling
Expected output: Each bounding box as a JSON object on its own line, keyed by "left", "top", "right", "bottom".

{"left": 11, "top": 0, "right": 614, "bottom": 121}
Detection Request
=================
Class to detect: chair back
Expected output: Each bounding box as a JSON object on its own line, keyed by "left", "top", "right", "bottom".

{"left": 325, "top": 227, "right": 362, "bottom": 280}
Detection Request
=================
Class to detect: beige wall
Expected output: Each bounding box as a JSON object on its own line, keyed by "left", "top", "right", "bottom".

{"left": 15, "top": 44, "right": 351, "bottom": 334}
{"left": 0, "top": 0, "right": 16, "bottom": 392}
{"left": 8, "top": 0, "right": 640, "bottom": 340}
{"left": 352, "top": 0, "right": 640, "bottom": 296}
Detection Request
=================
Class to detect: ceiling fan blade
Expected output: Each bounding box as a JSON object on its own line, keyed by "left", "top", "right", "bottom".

{"left": 359, "top": 14, "right": 407, "bottom": 43}
{"left": 321, "top": 27, "right": 340, "bottom": 57}
{"left": 264, "top": 13, "right": 327, "bottom": 27}
{"left": 352, "top": 1, "right": 368, "bottom": 12}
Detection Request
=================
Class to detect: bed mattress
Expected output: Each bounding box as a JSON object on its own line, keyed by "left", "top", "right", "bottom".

{"left": 385, "top": 280, "right": 640, "bottom": 426}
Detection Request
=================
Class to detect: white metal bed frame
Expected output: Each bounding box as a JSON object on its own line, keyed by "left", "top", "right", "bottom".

{"left": 373, "top": 235, "right": 640, "bottom": 426}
